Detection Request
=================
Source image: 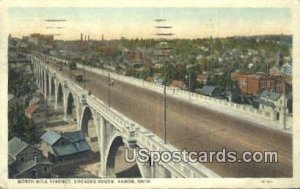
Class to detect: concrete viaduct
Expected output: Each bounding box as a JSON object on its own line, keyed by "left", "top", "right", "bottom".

{"left": 31, "top": 54, "right": 219, "bottom": 178}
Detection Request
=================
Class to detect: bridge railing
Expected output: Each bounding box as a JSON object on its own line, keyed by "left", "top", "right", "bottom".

{"left": 38, "top": 54, "right": 281, "bottom": 125}
{"left": 33, "top": 55, "right": 220, "bottom": 178}
{"left": 75, "top": 64, "right": 281, "bottom": 124}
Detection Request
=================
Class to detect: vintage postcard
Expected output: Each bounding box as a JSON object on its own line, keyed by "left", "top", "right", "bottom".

{"left": 0, "top": 0, "right": 299, "bottom": 188}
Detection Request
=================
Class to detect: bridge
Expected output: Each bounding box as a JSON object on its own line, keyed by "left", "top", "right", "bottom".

{"left": 31, "top": 54, "right": 220, "bottom": 178}
{"left": 31, "top": 53, "right": 292, "bottom": 178}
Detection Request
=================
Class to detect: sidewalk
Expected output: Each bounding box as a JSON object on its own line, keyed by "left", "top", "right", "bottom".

{"left": 168, "top": 91, "right": 292, "bottom": 135}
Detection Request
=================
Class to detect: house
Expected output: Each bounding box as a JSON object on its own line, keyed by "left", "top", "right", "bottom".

{"left": 8, "top": 137, "right": 52, "bottom": 178}
{"left": 169, "top": 80, "right": 187, "bottom": 89}
{"left": 123, "top": 48, "right": 142, "bottom": 63}
{"left": 231, "top": 72, "right": 267, "bottom": 95}
{"left": 154, "top": 77, "right": 164, "bottom": 85}
{"left": 270, "top": 65, "right": 281, "bottom": 75}
{"left": 280, "top": 62, "right": 292, "bottom": 76}
{"left": 196, "top": 85, "right": 219, "bottom": 97}
{"left": 29, "top": 93, "right": 47, "bottom": 109}
{"left": 255, "top": 90, "right": 284, "bottom": 114}
{"left": 25, "top": 104, "right": 47, "bottom": 126}
{"left": 40, "top": 130, "right": 91, "bottom": 163}
{"left": 196, "top": 74, "right": 210, "bottom": 84}
{"left": 8, "top": 94, "right": 22, "bottom": 110}
{"left": 269, "top": 50, "right": 292, "bottom": 76}
{"left": 264, "top": 74, "right": 288, "bottom": 94}
{"left": 8, "top": 94, "right": 15, "bottom": 103}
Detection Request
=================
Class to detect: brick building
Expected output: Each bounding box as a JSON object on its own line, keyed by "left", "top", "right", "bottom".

{"left": 231, "top": 72, "right": 267, "bottom": 95}
{"left": 123, "top": 48, "right": 142, "bottom": 63}
{"left": 231, "top": 72, "right": 288, "bottom": 95}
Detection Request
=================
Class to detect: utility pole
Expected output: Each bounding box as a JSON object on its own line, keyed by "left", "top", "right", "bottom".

{"left": 283, "top": 82, "right": 287, "bottom": 130}
{"left": 155, "top": 19, "right": 173, "bottom": 144}
{"left": 69, "top": 64, "right": 71, "bottom": 79}
{"left": 186, "top": 64, "right": 196, "bottom": 101}
{"left": 83, "top": 64, "right": 86, "bottom": 89}
{"left": 185, "top": 72, "right": 191, "bottom": 101}
{"left": 108, "top": 72, "right": 111, "bottom": 107}
{"left": 163, "top": 85, "right": 167, "bottom": 143}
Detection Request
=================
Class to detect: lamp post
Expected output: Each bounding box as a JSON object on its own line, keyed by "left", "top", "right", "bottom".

{"left": 69, "top": 64, "right": 71, "bottom": 79}
{"left": 185, "top": 73, "right": 191, "bottom": 101}
{"left": 186, "top": 64, "right": 196, "bottom": 101}
{"left": 108, "top": 72, "right": 110, "bottom": 107}
{"left": 163, "top": 83, "right": 167, "bottom": 144}
{"left": 107, "top": 72, "right": 114, "bottom": 107}
{"left": 83, "top": 64, "right": 86, "bottom": 90}
{"left": 283, "top": 83, "right": 287, "bottom": 130}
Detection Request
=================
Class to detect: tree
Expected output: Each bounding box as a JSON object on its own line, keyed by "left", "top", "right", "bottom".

{"left": 69, "top": 62, "right": 77, "bottom": 70}
{"left": 185, "top": 71, "right": 197, "bottom": 91}
{"left": 161, "top": 64, "right": 176, "bottom": 85}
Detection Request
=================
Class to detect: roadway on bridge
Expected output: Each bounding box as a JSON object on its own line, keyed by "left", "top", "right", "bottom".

{"left": 54, "top": 64, "right": 292, "bottom": 177}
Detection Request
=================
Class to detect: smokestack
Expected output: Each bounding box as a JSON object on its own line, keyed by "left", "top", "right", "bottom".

{"left": 80, "top": 33, "right": 83, "bottom": 41}
{"left": 85, "top": 35, "right": 87, "bottom": 41}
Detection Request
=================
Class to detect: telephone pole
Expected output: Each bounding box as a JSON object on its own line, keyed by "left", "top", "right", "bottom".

{"left": 155, "top": 19, "right": 173, "bottom": 144}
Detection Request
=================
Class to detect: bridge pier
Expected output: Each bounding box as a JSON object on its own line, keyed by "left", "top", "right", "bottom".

{"left": 54, "top": 80, "right": 59, "bottom": 110}
{"left": 63, "top": 85, "right": 70, "bottom": 121}
{"left": 48, "top": 75, "right": 53, "bottom": 103}
{"left": 98, "top": 116, "right": 110, "bottom": 178}
{"left": 43, "top": 69, "right": 48, "bottom": 99}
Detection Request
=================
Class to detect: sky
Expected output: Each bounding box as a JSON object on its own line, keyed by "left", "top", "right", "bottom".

{"left": 8, "top": 7, "right": 291, "bottom": 40}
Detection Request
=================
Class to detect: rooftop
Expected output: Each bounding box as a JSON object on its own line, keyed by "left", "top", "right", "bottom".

{"left": 8, "top": 137, "right": 29, "bottom": 158}
{"left": 170, "top": 80, "right": 186, "bottom": 88}
{"left": 199, "top": 85, "right": 217, "bottom": 96}
{"left": 260, "top": 90, "right": 282, "bottom": 101}
{"left": 12, "top": 160, "right": 52, "bottom": 177}
{"left": 40, "top": 130, "right": 62, "bottom": 145}
{"left": 24, "top": 104, "right": 39, "bottom": 115}
{"left": 8, "top": 94, "right": 15, "bottom": 102}
{"left": 40, "top": 130, "right": 91, "bottom": 157}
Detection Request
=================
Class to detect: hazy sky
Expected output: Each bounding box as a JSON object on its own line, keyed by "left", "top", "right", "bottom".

{"left": 9, "top": 7, "right": 291, "bottom": 40}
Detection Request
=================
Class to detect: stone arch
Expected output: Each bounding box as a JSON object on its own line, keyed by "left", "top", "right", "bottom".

{"left": 38, "top": 67, "right": 42, "bottom": 86}
{"left": 105, "top": 135, "right": 142, "bottom": 178}
{"left": 80, "top": 106, "right": 99, "bottom": 153}
{"left": 50, "top": 77, "right": 55, "bottom": 98}
{"left": 56, "top": 82, "right": 64, "bottom": 108}
{"left": 81, "top": 106, "right": 96, "bottom": 137}
{"left": 66, "top": 91, "right": 77, "bottom": 121}
{"left": 45, "top": 72, "right": 50, "bottom": 96}
{"left": 42, "top": 69, "right": 45, "bottom": 91}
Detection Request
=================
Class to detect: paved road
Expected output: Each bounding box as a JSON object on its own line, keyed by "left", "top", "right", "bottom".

{"left": 52, "top": 64, "right": 292, "bottom": 177}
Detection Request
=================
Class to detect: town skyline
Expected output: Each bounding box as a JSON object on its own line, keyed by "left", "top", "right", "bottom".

{"left": 9, "top": 7, "right": 291, "bottom": 40}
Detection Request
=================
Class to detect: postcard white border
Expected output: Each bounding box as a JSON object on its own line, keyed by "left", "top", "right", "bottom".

{"left": 0, "top": 0, "right": 299, "bottom": 188}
